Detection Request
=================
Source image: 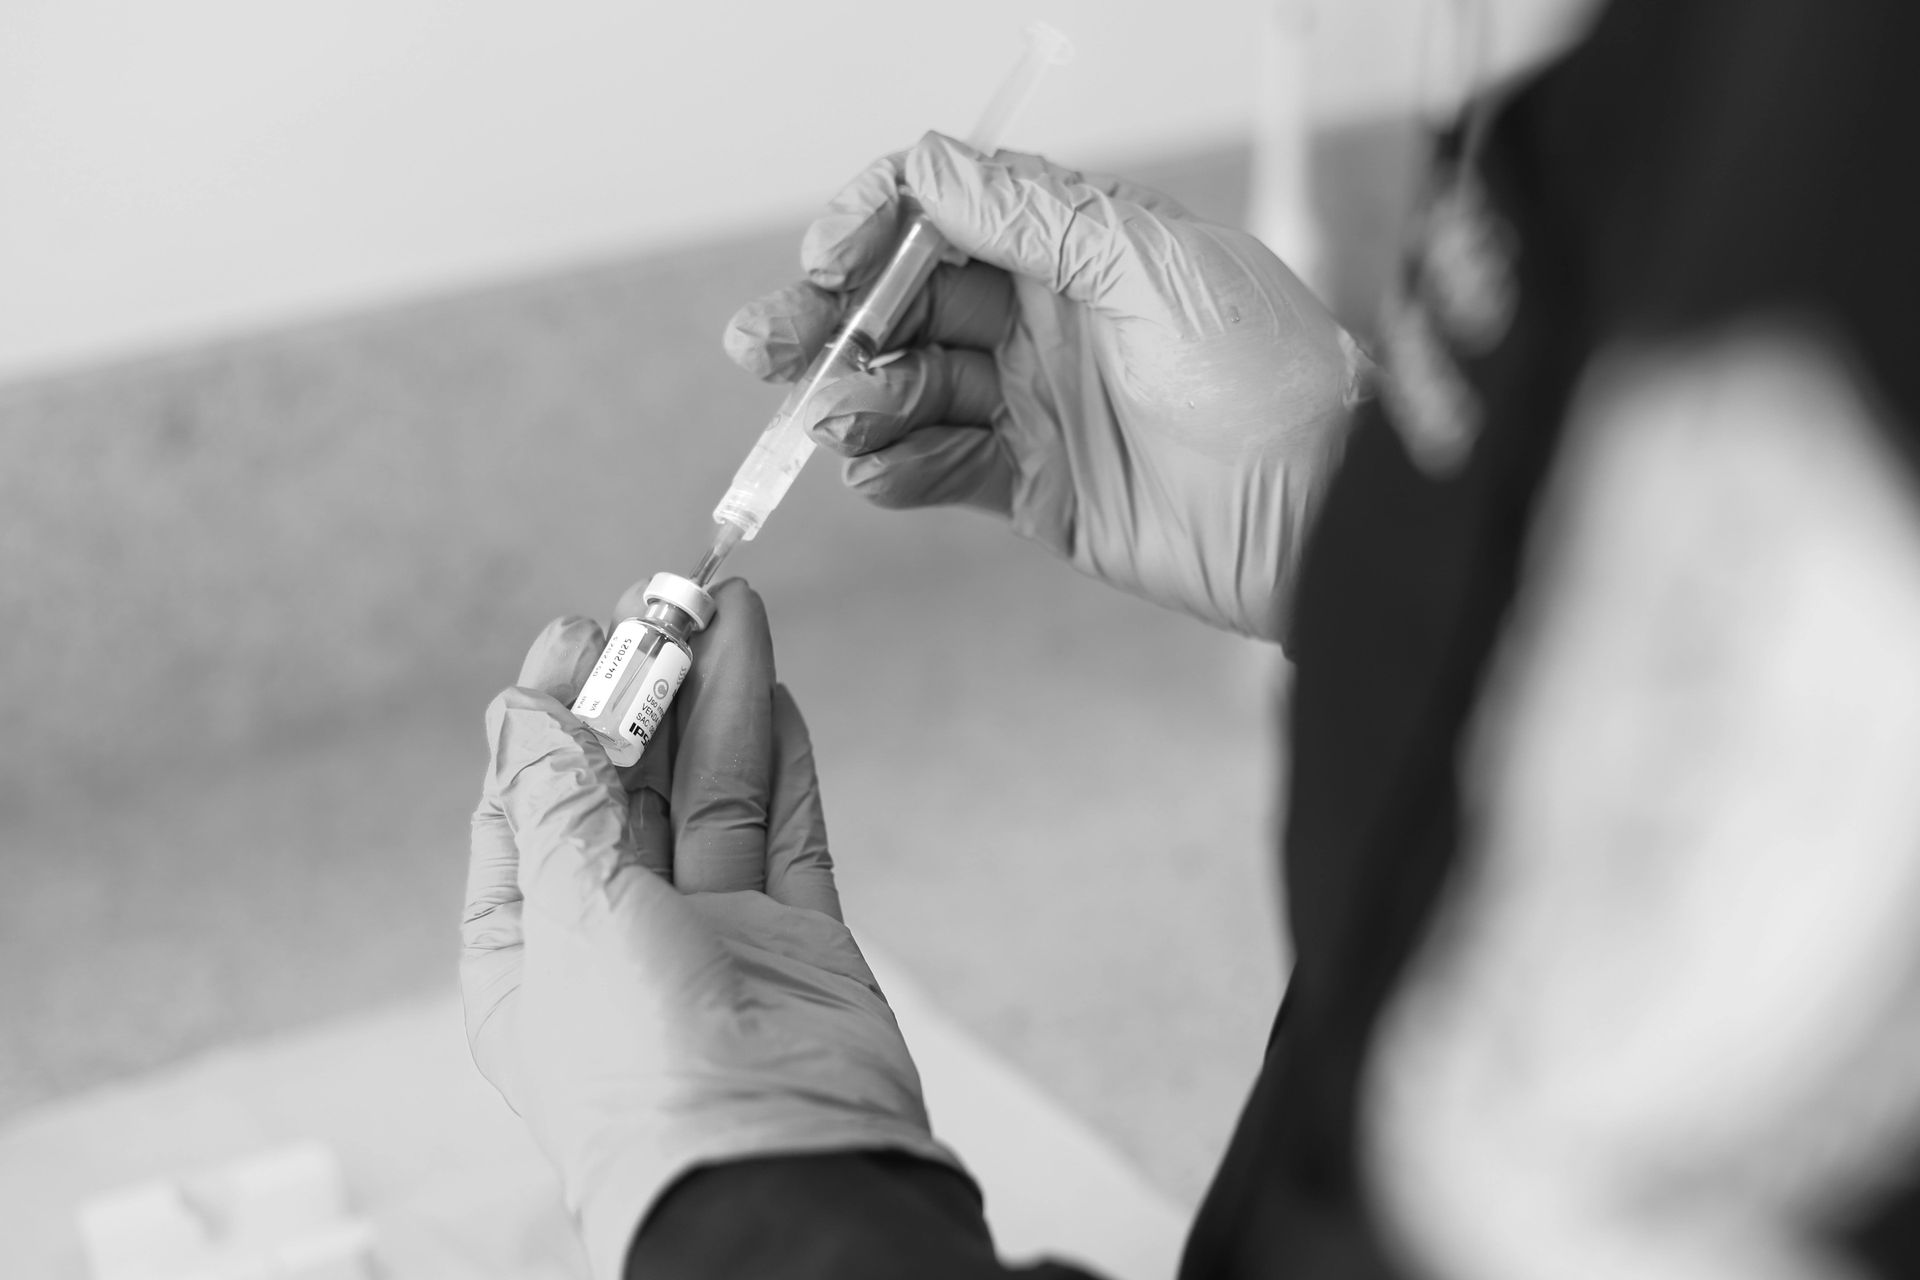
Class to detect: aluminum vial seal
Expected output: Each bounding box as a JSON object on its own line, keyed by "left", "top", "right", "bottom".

{"left": 645, "top": 572, "right": 716, "bottom": 632}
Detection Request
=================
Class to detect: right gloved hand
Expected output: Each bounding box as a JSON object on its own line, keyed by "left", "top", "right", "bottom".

{"left": 724, "top": 131, "right": 1371, "bottom": 644}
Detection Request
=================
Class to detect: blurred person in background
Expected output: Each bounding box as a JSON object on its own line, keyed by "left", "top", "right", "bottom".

{"left": 464, "top": 0, "right": 1920, "bottom": 1277}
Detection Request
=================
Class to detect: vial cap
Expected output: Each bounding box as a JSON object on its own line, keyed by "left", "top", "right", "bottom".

{"left": 644, "top": 572, "right": 717, "bottom": 631}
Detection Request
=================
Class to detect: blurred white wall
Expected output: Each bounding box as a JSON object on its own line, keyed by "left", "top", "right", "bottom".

{"left": 0, "top": 0, "right": 1265, "bottom": 382}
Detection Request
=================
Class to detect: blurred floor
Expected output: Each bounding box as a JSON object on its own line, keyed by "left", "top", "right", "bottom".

{"left": 0, "top": 142, "right": 1290, "bottom": 1239}
{"left": 0, "top": 955, "right": 1189, "bottom": 1279}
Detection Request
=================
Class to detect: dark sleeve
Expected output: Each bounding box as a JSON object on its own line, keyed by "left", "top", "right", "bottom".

{"left": 626, "top": 1152, "right": 1106, "bottom": 1280}
{"left": 1581, "top": 0, "right": 1920, "bottom": 443}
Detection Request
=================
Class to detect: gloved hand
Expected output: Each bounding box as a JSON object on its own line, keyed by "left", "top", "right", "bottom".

{"left": 725, "top": 131, "right": 1372, "bottom": 643}
{"left": 463, "top": 579, "right": 958, "bottom": 1280}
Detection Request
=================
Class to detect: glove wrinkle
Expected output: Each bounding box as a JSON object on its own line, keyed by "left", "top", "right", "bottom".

{"left": 701, "top": 893, "right": 874, "bottom": 987}
{"left": 1053, "top": 199, "right": 1092, "bottom": 300}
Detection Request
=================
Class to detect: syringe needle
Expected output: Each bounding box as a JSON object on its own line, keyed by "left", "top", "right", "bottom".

{"left": 689, "top": 519, "right": 744, "bottom": 588}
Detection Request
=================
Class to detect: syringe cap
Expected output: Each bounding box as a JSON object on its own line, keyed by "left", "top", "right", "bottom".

{"left": 644, "top": 571, "right": 717, "bottom": 631}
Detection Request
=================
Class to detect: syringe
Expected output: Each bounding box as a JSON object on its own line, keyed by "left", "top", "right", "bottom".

{"left": 571, "top": 24, "right": 1071, "bottom": 767}
{"left": 689, "top": 21, "right": 1074, "bottom": 589}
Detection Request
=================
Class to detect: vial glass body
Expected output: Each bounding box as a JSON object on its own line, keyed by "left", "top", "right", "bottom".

{"left": 571, "top": 600, "right": 696, "bottom": 766}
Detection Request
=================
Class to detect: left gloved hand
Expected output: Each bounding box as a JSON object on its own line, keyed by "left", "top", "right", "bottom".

{"left": 463, "top": 579, "right": 959, "bottom": 1280}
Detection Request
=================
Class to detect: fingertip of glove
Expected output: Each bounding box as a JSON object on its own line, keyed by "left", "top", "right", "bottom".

{"left": 904, "top": 130, "right": 984, "bottom": 194}
{"left": 518, "top": 614, "right": 603, "bottom": 699}
{"left": 706, "top": 574, "right": 759, "bottom": 604}
{"left": 802, "top": 211, "right": 885, "bottom": 291}
{"left": 723, "top": 305, "right": 796, "bottom": 382}
{"left": 816, "top": 409, "right": 901, "bottom": 456}
{"left": 806, "top": 154, "right": 909, "bottom": 288}
{"left": 538, "top": 613, "right": 600, "bottom": 645}
{"left": 701, "top": 576, "right": 768, "bottom": 640}
{"left": 805, "top": 413, "right": 853, "bottom": 454}
{"left": 721, "top": 307, "right": 771, "bottom": 372}
{"left": 483, "top": 683, "right": 536, "bottom": 740}
{"left": 841, "top": 452, "right": 895, "bottom": 504}
{"left": 794, "top": 381, "right": 859, "bottom": 450}
{"left": 917, "top": 129, "right": 982, "bottom": 161}
{"left": 485, "top": 688, "right": 602, "bottom": 784}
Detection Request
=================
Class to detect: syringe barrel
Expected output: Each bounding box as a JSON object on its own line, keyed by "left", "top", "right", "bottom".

{"left": 710, "top": 337, "right": 864, "bottom": 539}
{"left": 710, "top": 213, "right": 947, "bottom": 542}
{"left": 839, "top": 210, "right": 948, "bottom": 353}
{"left": 705, "top": 23, "right": 1070, "bottom": 551}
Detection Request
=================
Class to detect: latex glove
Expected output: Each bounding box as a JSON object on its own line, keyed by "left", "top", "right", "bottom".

{"left": 463, "top": 578, "right": 957, "bottom": 1280}
{"left": 725, "top": 132, "right": 1372, "bottom": 643}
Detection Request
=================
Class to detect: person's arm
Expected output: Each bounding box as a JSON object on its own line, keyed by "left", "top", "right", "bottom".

{"left": 631, "top": 1153, "right": 1097, "bottom": 1280}
{"left": 1359, "top": 329, "right": 1920, "bottom": 1280}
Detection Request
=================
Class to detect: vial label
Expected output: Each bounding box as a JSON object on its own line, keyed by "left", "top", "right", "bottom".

{"left": 616, "top": 643, "right": 691, "bottom": 748}
{"left": 572, "top": 619, "right": 648, "bottom": 720}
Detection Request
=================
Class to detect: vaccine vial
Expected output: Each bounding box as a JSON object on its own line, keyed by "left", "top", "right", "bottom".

{"left": 570, "top": 572, "right": 716, "bottom": 766}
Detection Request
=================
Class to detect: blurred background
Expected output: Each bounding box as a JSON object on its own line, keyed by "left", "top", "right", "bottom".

{"left": 0, "top": 2, "right": 1433, "bottom": 1275}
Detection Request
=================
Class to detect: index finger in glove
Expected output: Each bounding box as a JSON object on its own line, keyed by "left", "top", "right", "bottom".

{"left": 719, "top": 152, "right": 928, "bottom": 383}
{"left": 483, "top": 687, "right": 722, "bottom": 997}
{"left": 796, "top": 150, "right": 923, "bottom": 293}
{"left": 670, "top": 578, "right": 775, "bottom": 894}
{"left": 802, "top": 344, "right": 1001, "bottom": 458}
{"left": 516, "top": 614, "right": 604, "bottom": 700}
